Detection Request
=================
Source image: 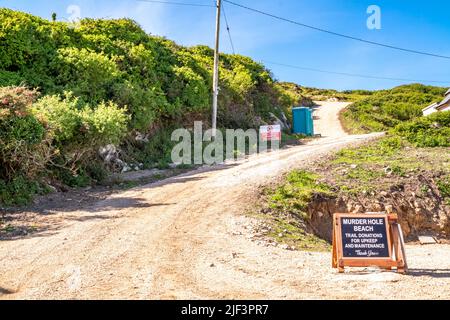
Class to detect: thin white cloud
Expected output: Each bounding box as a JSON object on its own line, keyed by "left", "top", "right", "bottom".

{"left": 129, "top": 1, "right": 169, "bottom": 36}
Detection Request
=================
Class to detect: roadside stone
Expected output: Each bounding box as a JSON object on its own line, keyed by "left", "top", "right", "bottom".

{"left": 419, "top": 236, "right": 437, "bottom": 245}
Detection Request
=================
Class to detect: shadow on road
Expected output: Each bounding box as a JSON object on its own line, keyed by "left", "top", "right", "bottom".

{"left": 1, "top": 163, "right": 237, "bottom": 242}
{"left": 0, "top": 197, "right": 176, "bottom": 241}
{"left": 406, "top": 269, "right": 450, "bottom": 278}
{"left": 88, "top": 197, "right": 175, "bottom": 213}
{"left": 0, "top": 287, "right": 14, "bottom": 295}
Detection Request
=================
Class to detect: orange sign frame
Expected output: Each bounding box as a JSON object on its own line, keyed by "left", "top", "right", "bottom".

{"left": 332, "top": 213, "right": 407, "bottom": 274}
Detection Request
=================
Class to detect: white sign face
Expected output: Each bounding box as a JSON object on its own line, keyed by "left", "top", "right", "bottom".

{"left": 260, "top": 125, "right": 281, "bottom": 142}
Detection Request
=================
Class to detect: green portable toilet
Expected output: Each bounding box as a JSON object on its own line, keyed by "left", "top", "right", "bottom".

{"left": 292, "top": 107, "right": 314, "bottom": 136}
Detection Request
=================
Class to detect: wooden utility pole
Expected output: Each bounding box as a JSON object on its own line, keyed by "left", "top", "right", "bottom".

{"left": 212, "top": 0, "right": 221, "bottom": 139}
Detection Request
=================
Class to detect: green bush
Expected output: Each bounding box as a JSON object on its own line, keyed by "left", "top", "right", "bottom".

{"left": 0, "top": 86, "right": 51, "bottom": 181}
{"left": 269, "top": 170, "right": 333, "bottom": 219}
{"left": 172, "top": 65, "right": 209, "bottom": 113}
{"left": 124, "top": 126, "right": 178, "bottom": 169}
{"left": 0, "top": 70, "right": 25, "bottom": 87}
{"left": 31, "top": 93, "right": 82, "bottom": 143}
{"left": 53, "top": 48, "right": 121, "bottom": 102}
{"left": 53, "top": 167, "right": 92, "bottom": 188}
{"left": 0, "top": 176, "right": 42, "bottom": 206}
{"left": 112, "top": 81, "right": 167, "bottom": 130}
{"left": 80, "top": 100, "right": 129, "bottom": 146}
{"left": 0, "top": 114, "right": 45, "bottom": 145}
{"left": 341, "top": 84, "right": 447, "bottom": 133}
{"left": 378, "top": 135, "right": 405, "bottom": 151}
{"left": 394, "top": 111, "right": 450, "bottom": 147}
{"left": 31, "top": 93, "right": 129, "bottom": 158}
{"left": 0, "top": 86, "right": 39, "bottom": 117}
{"left": 437, "top": 177, "right": 450, "bottom": 199}
{"left": 0, "top": 9, "right": 292, "bottom": 132}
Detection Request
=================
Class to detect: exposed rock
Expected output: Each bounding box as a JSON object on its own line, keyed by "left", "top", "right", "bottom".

{"left": 419, "top": 236, "right": 437, "bottom": 245}
{"left": 280, "top": 112, "right": 289, "bottom": 128}
{"left": 385, "top": 205, "right": 394, "bottom": 214}
{"left": 306, "top": 181, "right": 450, "bottom": 242}
{"left": 135, "top": 132, "right": 149, "bottom": 143}
{"left": 99, "top": 144, "right": 133, "bottom": 173}
{"left": 372, "top": 203, "right": 385, "bottom": 212}
{"left": 47, "top": 185, "right": 58, "bottom": 193}
{"left": 269, "top": 112, "right": 290, "bottom": 130}
{"left": 121, "top": 163, "right": 132, "bottom": 173}
{"left": 384, "top": 167, "right": 393, "bottom": 176}
{"left": 99, "top": 144, "right": 118, "bottom": 164}
{"left": 169, "top": 163, "right": 178, "bottom": 169}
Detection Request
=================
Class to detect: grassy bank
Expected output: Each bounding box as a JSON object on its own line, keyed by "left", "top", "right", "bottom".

{"left": 259, "top": 170, "right": 333, "bottom": 251}
{"left": 258, "top": 136, "right": 450, "bottom": 246}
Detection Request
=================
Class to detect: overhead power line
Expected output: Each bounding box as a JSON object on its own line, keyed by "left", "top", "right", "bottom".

{"left": 262, "top": 60, "right": 450, "bottom": 85}
{"left": 223, "top": 0, "right": 450, "bottom": 60}
{"left": 135, "top": 0, "right": 449, "bottom": 85}
{"left": 137, "top": 0, "right": 214, "bottom": 7}
{"left": 221, "top": 2, "right": 236, "bottom": 54}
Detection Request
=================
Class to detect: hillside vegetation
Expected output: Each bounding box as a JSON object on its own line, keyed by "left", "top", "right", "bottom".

{"left": 260, "top": 136, "right": 450, "bottom": 247}
{"left": 0, "top": 9, "right": 311, "bottom": 206}
{"left": 340, "top": 84, "right": 447, "bottom": 133}
{"left": 394, "top": 111, "right": 450, "bottom": 147}
{"left": 300, "top": 86, "right": 374, "bottom": 102}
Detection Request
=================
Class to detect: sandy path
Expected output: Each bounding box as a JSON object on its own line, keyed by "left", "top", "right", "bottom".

{"left": 313, "top": 101, "right": 349, "bottom": 138}
{"left": 2, "top": 101, "right": 450, "bottom": 300}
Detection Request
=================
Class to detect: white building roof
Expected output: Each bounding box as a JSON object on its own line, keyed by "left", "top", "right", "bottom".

{"left": 423, "top": 102, "right": 438, "bottom": 112}
{"left": 422, "top": 90, "right": 450, "bottom": 114}
{"left": 437, "top": 95, "right": 450, "bottom": 110}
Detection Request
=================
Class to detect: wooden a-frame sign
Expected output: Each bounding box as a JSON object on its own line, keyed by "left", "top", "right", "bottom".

{"left": 332, "top": 213, "right": 407, "bottom": 274}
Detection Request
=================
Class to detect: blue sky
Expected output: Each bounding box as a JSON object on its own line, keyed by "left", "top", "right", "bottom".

{"left": 2, "top": 0, "right": 450, "bottom": 90}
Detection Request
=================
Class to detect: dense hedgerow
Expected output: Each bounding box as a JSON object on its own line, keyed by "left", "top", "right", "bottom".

{"left": 0, "top": 87, "right": 50, "bottom": 205}
{"left": 0, "top": 9, "right": 295, "bottom": 130}
{"left": 0, "top": 9, "right": 314, "bottom": 205}
{"left": 0, "top": 85, "right": 129, "bottom": 205}
{"left": 0, "top": 7, "right": 311, "bottom": 134}
{"left": 0, "top": 86, "right": 48, "bottom": 180}
{"left": 31, "top": 93, "right": 129, "bottom": 153}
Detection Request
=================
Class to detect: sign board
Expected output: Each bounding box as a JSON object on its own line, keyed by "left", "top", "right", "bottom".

{"left": 332, "top": 213, "right": 407, "bottom": 274}
{"left": 340, "top": 216, "right": 390, "bottom": 258}
{"left": 260, "top": 125, "right": 281, "bottom": 142}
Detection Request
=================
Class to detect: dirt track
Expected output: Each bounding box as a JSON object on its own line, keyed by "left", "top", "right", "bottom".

{"left": 2, "top": 101, "right": 450, "bottom": 300}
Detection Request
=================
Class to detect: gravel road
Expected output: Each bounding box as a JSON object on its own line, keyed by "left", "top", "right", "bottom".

{"left": 2, "top": 101, "right": 449, "bottom": 300}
